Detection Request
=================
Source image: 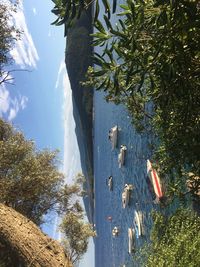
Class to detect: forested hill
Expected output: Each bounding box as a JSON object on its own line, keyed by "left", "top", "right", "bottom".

{"left": 65, "top": 6, "right": 94, "bottom": 223}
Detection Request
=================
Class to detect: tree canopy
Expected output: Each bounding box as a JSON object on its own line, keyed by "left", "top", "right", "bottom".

{"left": 0, "top": 1, "right": 20, "bottom": 85}
{"left": 0, "top": 119, "right": 64, "bottom": 225}
{"left": 51, "top": 0, "right": 200, "bottom": 195}
{"left": 83, "top": 0, "right": 200, "bottom": 201}
{"left": 0, "top": 119, "right": 94, "bottom": 266}
{"left": 61, "top": 212, "right": 95, "bottom": 263}
{"left": 139, "top": 209, "right": 200, "bottom": 267}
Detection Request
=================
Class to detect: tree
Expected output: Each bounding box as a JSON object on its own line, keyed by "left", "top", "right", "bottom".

{"left": 82, "top": 0, "right": 200, "bottom": 200}
{"left": 139, "top": 209, "right": 200, "bottom": 267}
{"left": 51, "top": 0, "right": 200, "bottom": 187}
{"left": 0, "top": 118, "right": 94, "bottom": 266}
{"left": 60, "top": 212, "right": 95, "bottom": 264}
{"left": 0, "top": 2, "right": 20, "bottom": 85}
{"left": 51, "top": 0, "right": 117, "bottom": 35}
{"left": 0, "top": 118, "right": 64, "bottom": 225}
{"left": 0, "top": 203, "right": 72, "bottom": 267}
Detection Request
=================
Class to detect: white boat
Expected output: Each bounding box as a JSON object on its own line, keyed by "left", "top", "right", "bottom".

{"left": 128, "top": 228, "right": 135, "bottom": 254}
{"left": 134, "top": 210, "right": 142, "bottom": 237}
{"left": 118, "top": 145, "right": 127, "bottom": 168}
{"left": 112, "top": 226, "right": 119, "bottom": 236}
{"left": 109, "top": 125, "right": 118, "bottom": 150}
{"left": 108, "top": 176, "right": 113, "bottom": 191}
{"left": 147, "top": 159, "right": 163, "bottom": 201}
{"left": 122, "top": 184, "right": 133, "bottom": 208}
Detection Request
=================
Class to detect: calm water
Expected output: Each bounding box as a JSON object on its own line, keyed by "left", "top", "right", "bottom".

{"left": 93, "top": 89, "right": 161, "bottom": 267}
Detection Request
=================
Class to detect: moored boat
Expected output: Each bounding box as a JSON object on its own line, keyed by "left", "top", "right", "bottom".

{"left": 128, "top": 228, "right": 135, "bottom": 254}
{"left": 134, "top": 210, "right": 142, "bottom": 237}
{"left": 122, "top": 184, "right": 133, "bottom": 208}
{"left": 109, "top": 125, "right": 118, "bottom": 150}
{"left": 118, "top": 145, "right": 127, "bottom": 168}
{"left": 107, "top": 176, "right": 113, "bottom": 191}
{"left": 112, "top": 226, "right": 119, "bottom": 236}
{"left": 147, "top": 159, "right": 163, "bottom": 200}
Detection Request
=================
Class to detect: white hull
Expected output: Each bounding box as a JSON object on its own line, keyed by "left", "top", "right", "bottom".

{"left": 109, "top": 125, "right": 118, "bottom": 150}
{"left": 118, "top": 145, "right": 127, "bottom": 168}
{"left": 108, "top": 176, "right": 113, "bottom": 191}
{"left": 122, "top": 184, "right": 133, "bottom": 208}
{"left": 128, "top": 228, "right": 135, "bottom": 254}
{"left": 134, "top": 210, "right": 142, "bottom": 237}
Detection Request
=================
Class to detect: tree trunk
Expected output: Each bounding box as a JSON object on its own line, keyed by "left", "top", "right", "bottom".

{"left": 0, "top": 203, "right": 72, "bottom": 267}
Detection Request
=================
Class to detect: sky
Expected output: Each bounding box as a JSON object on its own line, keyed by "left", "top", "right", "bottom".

{"left": 0, "top": 0, "right": 94, "bottom": 266}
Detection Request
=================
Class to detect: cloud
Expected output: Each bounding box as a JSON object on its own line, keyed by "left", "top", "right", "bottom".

{"left": 32, "top": 7, "right": 37, "bottom": 15}
{"left": 48, "top": 29, "right": 51, "bottom": 38}
{"left": 55, "top": 59, "right": 81, "bottom": 183}
{"left": 9, "top": 0, "right": 39, "bottom": 68}
{"left": 0, "top": 85, "right": 10, "bottom": 116}
{"left": 0, "top": 84, "right": 28, "bottom": 121}
{"left": 55, "top": 59, "right": 66, "bottom": 89}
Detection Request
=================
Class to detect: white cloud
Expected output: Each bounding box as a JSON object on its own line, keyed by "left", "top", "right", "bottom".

{"left": 32, "top": 7, "right": 37, "bottom": 15}
{"left": 20, "top": 95, "right": 28, "bottom": 109}
{"left": 55, "top": 59, "right": 81, "bottom": 183}
{"left": 8, "top": 107, "right": 19, "bottom": 121}
{"left": 48, "top": 29, "right": 52, "bottom": 38}
{"left": 9, "top": 0, "right": 39, "bottom": 68}
{"left": 0, "top": 84, "right": 28, "bottom": 121}
{"left": 55, "top": 59, "right": 66, "bottom": 89}
{"left": 0, "top": 85, "right": 10, "bottom": 116}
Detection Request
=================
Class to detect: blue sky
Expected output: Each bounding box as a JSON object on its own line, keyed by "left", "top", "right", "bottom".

{"left": 0, "top": 0, "right": 94, "bottom": 266}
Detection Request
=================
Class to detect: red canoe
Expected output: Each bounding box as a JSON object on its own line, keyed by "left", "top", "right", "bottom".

{"left": 147, "top": 159, "right": 163, "bottom": 199}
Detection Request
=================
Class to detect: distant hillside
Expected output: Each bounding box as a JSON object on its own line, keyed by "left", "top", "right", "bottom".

{"left": 65, "top": 7, "right": 94, "bottom": 223}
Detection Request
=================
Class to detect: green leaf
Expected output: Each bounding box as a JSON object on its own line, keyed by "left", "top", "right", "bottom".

{"left": 102, "top": 0, "right": 111, "bottom": 19}
{"left": 104, "top": 15, "right": 113, "bottom": 30}
{"left": 96, "top": 78, "right": 108, "bottom": 90}
{"left": 94, "top": 0, "right": 100, "bottom": 22}
{"left": 94, "top": 20, "right": 105, "bottom": 33}
{"left": 93, "top": 70, "right": 108, "bottom": 76}
{"left": 51, "top": 17, "right": 60, "bottom": 25}
{"left": 119, "top": 4, "right": 130, "bottom": 10}
{"left": 112, "top": 0, "right": 117, "bottom": 13}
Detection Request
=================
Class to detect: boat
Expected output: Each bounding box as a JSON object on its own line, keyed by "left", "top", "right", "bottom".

{"left": 128, "top": 228, "right": 135, "bottom": 254}
{"left": 109, "top": 125, "right": 118, "bottom": 150}
{"left": 147, "top": 159, "right": 163, "bottom": 201}
{"left": 112, "top": 226, "right": 119, "bottom": 236}
{"left": 122, "top": 184, "right": 133, "bottom": 208}
{"left": 134, "top": 210, "right": 142, "bottom": 238}
{"left": 118, "top": 145, "right": 127, "bottom": 168}
{"left": 108, "top": 176, "right": 113, "bottom": 191}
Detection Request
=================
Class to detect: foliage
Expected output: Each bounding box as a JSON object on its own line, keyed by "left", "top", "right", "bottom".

{"left": 51, "top": 0, "right": 117, "bottom": 35}
{"left": 0, "top": 1, "right": 20, "bottom": 84}
{"left": 58, "top": 174, "right": 87, "bottom": 215}
{"left": 83, "top": 0, "right": 200, "bottom": 193}
{"left": 51, "top": 0, "right": 85, "bottom": 33}
{"left": 60, "top": 211, "right": 95, "bottom": 263}
{"left": 0, "top": 118, "right": 64, "bottom": 225}
{"left": 139, "top": 209, "right": 200, "bottom": 267}
{"left": 0, "top": 119, "right": 89, "bottom": 225}
{"left": 0, "top": 118, "right": 92, "bottom": 266}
